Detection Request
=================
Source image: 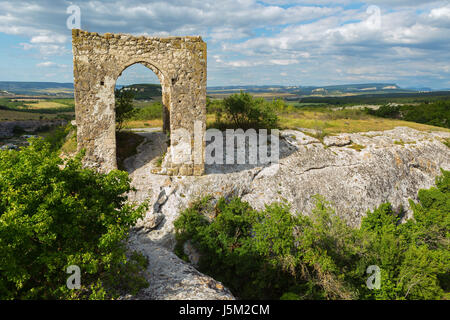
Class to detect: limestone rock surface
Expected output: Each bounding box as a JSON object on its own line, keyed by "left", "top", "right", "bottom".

{"left": 124, "top": 126, "right": 450, "bottom": 299}
{"left": 126, "top": 232, "right": 234, "bottom": 300}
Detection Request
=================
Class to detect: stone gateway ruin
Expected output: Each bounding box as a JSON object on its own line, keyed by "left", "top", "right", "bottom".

{"left": 72, "top": 29, "right": 207, "bottom": 175}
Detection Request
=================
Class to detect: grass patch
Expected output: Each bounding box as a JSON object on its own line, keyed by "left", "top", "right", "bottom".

{"left": 155, "top": 152, "right": 166, "bottom": 167}
{"left": 60, "top": 128, "right": 77, "bottom": 154}
{"left": 0, "top": 109, "right": 66, "bottom": 120}
{"left": 442, "top": 138, "right": 450, "bottom": 148}
{"left": 129, "top": 101, "right": 163, "bottom": 120}
{"left": 348, "top": 143, "right": 366, "bottom": 152}
{"left": 302, "top": 128, "right": 328, "bottom": 142}
{"left": 279, "top": 111, "right": 449, "bottom": 135}
{"left": 0, "top": 97, "right": 75, "bottom": 115}
{"left": 24, "top": 101, "right": 68, "bottom": 109}
{"left": 123, "top": 119, "right": 163, "bottom": 129}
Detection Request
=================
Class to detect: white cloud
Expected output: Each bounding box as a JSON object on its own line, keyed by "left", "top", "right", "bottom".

{"left": 0, "top": 0, "right": 449, "bottom": 87}
{"left": 269, "top": 59, "right": 299, "bottom": 65}
{"left": 36, "top": 61, "right": 68, "bottom": 68}
{"left": 31, "top": 34, "right": 67, "bottom": 44}
{"left": 218, "top": 58, "right": 299, "bottom": 68}
{"left": 36, "top": 61, "right": 56, "bottom": 67}
{"left": 19, "top": 42, "right": 33, "bottom": 50}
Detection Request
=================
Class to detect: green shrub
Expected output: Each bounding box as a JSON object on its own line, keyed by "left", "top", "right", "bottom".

{"left": 174, "top": 171, "right": 450, "bottom": 300}
{"left": 366, "top": 105, "right": 401, "bottom": 118}
{"left": 402, "top": 101, "right": 450, "bottom": 128}
{"left": 212, "top": 92, "right": 278, "bottom": 130}
{"left": 271, "top": 99, "right": 296, "bottom": 114}
{"left": 115, "top": 89, "right": 135, "bottom": 131}
{"left": 359, "top": 171, "right": 450, "bottom": 300}
{"left": 0, "top": 139, "right": 148, "bottom": 299}
{"left": 175, "top": 196, "right": 362, "bottom": 299}
{"left": 43, "top": 124, "right": 74, "bottom": 152}
{"left": 129, "top": 102, "right": 162, "bottom": 120}
{"left": 366, "top": 101, "right": 450, "bottom": 129}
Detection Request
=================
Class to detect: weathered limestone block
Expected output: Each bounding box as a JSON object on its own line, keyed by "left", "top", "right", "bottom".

{"left": 324, "top": 135, "right": 352, "bottom": 147}
{"left": 72, "top": 29, "right": 206, "bottom": 175}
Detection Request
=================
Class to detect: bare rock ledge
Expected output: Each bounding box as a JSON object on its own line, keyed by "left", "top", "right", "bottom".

{"left": 124, "top": 126, "right": 450, "bottom": 299}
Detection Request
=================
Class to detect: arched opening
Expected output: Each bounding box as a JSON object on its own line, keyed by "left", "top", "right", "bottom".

{"left": 114, "top": 63, "right": 169, "bottom": 173}
{"left": 73, "top": 31, "right": 207, "bottom": 175}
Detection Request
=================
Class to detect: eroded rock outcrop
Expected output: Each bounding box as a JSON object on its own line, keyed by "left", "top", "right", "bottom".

{"left": 126, "top": 232, "right": 234, "bottom": 300}
{"left": 125, "top": 126, "right": 449, "bottom": 299}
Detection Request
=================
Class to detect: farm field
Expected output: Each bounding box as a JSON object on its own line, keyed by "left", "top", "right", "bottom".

{"left": 0, "top": 97, "right": 75, "bottom": 121}
{"left": 23, "top": 101, "right": 69, "bottom": 109}
{"left": 0, "top": 109, "right": 69, "bottom": 120}
{"left": 1, "top": 88, "right": 449, "bottom": 140}
{"left": 278, "top": 112, "right": 449, "bottom": 134}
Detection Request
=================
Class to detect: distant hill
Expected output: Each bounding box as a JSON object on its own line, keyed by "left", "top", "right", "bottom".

{"left": 119, "top": 83, "right": 162, "bottom": 100}
{"left": 207, "top": 83, "right": 416, "bottom": 97}
{"left": 0, "top": 81, "right": 434, "bottom": 99}
{"left": 0, "top": 81, "right": 163, "bottom": 99}
{"left": 0, "top": 81, "right": 73, "bottom": 96}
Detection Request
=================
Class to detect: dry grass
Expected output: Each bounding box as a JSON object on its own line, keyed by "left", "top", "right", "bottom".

{"left": 123, "top": 119, "right": 163, "bottom": 128}
{"left": 95, "top": 107, "right": 450, "bottom": 137}
{"left": 348, "top": 143, "right": 366, "bottom": 152}
{"left": 0, "top": 109, "right": 61, "bottom": 120}
{"left": 279, "top": 111, "right": 450, "bottom": 134}
{"left": 61, "top": 130, "right": 78, "bottom": 155}
{"left": 24, "top": 101, "right": 67, "bottom": 109}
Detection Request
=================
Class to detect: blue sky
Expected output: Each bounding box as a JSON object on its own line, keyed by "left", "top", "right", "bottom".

{"left": 0, "top": 0, "right": 449, "bottom": 89}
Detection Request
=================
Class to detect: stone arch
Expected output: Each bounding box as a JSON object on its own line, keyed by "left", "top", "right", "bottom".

{"left": 72, "top": 29, "right": 206, "bottom": 175}
{"left": 115, "top": 61, "right": 171, "bottom": 133}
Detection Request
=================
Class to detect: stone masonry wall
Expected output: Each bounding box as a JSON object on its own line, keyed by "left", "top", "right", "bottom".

{"left": 72, "top": 29, "right": 206, "bottom": 175}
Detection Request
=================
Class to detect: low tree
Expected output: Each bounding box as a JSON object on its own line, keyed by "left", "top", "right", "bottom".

{"left": 115, "top": 89, "right": 135, "bottom": 131}
{"left": 214, "top": 91, "right": 278, "bottom": 130}
{"left": 0, "top": 139, "right": 148, "bottom": 299}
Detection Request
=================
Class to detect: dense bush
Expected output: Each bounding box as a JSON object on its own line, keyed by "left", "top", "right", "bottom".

{"left": 174, "top": 170, "right": 449, "bottom": 300}
{"left": 0, "top": 139, "right": 148, "bottom": 299}
{"left": 211, "top": 92, "right": 278, "bottom": 130}
{"left": 366, "top": 105, "right": 401, "bottom": 119}
{"left": 360, "top": 169, "right": 450, "bottom": 300}
{"left": 298, "top": 92, "right": 450, "bottom": 106}
{"left": 402, "top": 101, "right": 449, "bottom": 128}
{"left": 367, "top": 101, "right": 450, "bottom": 129}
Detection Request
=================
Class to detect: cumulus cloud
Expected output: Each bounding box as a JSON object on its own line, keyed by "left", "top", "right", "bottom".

{"left": 36, "top": 61, "right": 56, "bottom": 67}
{"left": 36, "top": 61, "right": 68, "bottom": 68}
{"left": 0, "top": 0, "right": 449, "bottom": 87}
{"left": 31, "top": 34, "right": 67, "bottom": 44}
